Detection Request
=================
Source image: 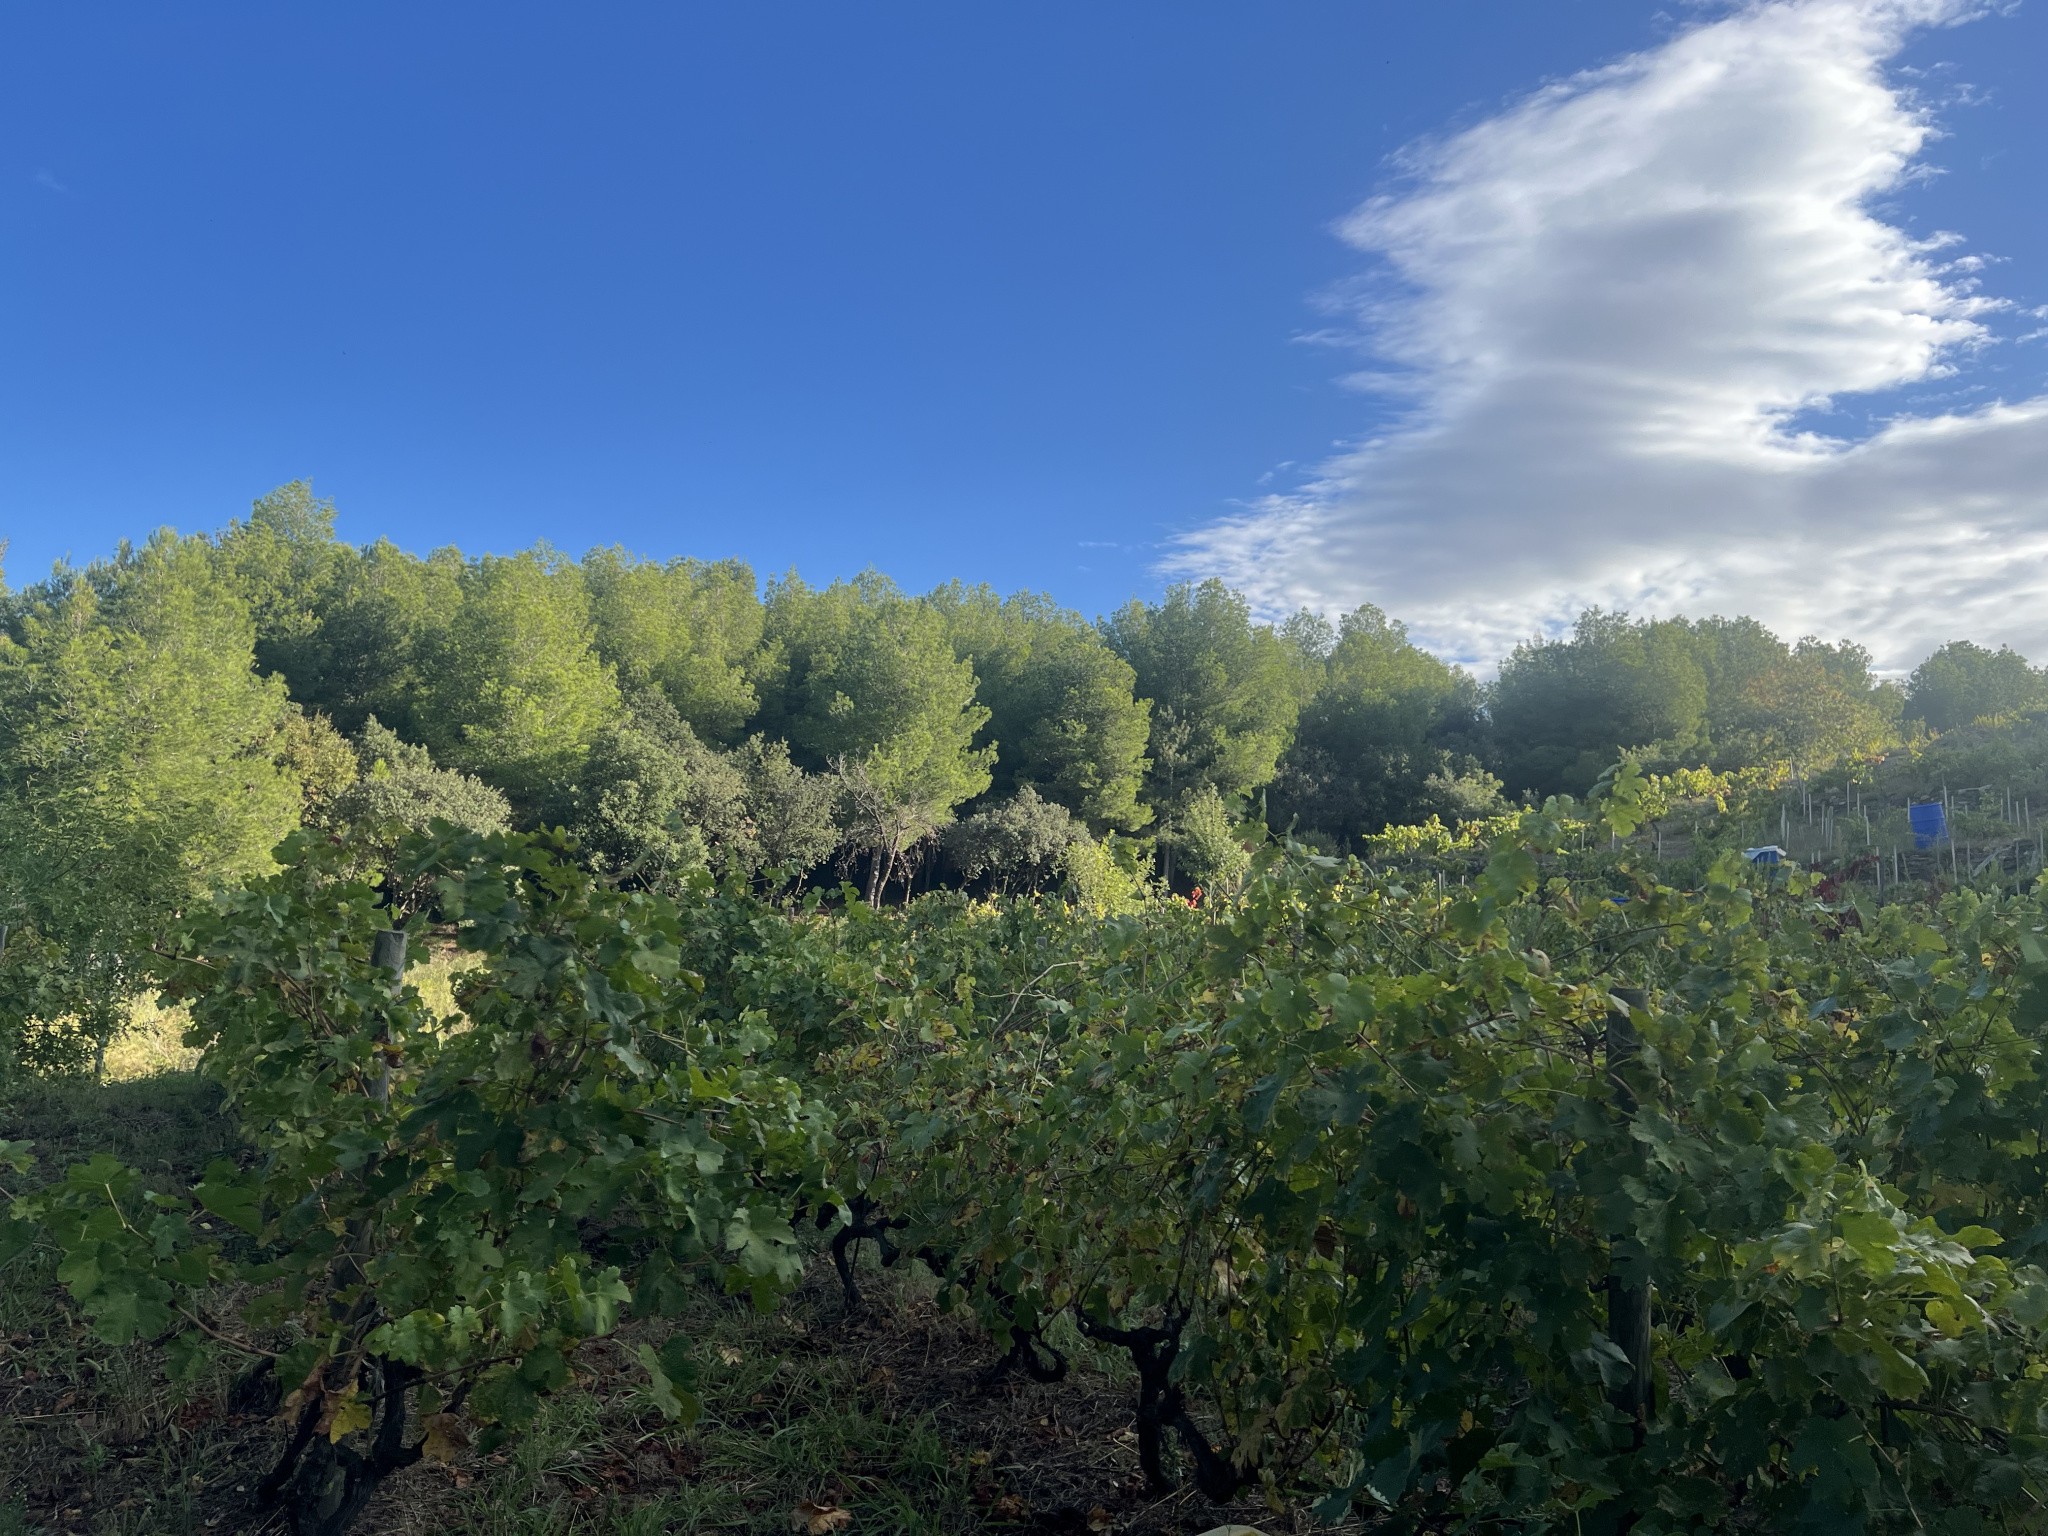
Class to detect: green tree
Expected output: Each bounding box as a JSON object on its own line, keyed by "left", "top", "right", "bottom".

{"left": 1276, "top": 607, "right": 1338, "bottom": 708}
{"left": 1173, "top": 783, "right": 1252, "bottom": 890}
{"left": 570, "top": 692, "right": 753, "bottom": 886}
{"left": 330, "top": 720, "right": 513, "bottom": 839}
{"left": 279, "top": 709, "right": 361, "bottom": 824}
{"left": 416, "top": 551, "right": 623, "bottom": 820}
{"left": 1101, "top": 580, "right": 1297, "bottom": 877}
{"left": 928, "top": 584, "right": 1150, "bottom": 832}
{"left": 1269, "top": 603, "right": 1486, "bottom": 846}
{"left": 1727, "top": 637, "right": 1897, "bottom": 773}
{"left": 1674, "top": 617, "right": 1899, "bottom": 771}
{"left": 730, "top": 734, "right": 842, "bottom": 883}
{"left": 943, "top": 786, "right": 1081, "bottom": 893}
{"left": 1906, "top": 640, "right": 2047, "bottom": 732}
{"left": 1414, "top": 763, "right": 1511, "bottom": 824}
{"left": 277, "top": 539, "right": 465, "bottom": 740}
{"left": 214, "top": 480, "right": 346, "bottom": 687}
{"left": 0, "top": 534, "right": 305, "bottom": 1067}
{"left": 757, "top": 574, "right": 991, "bottom": 900}
{"left": 1678, "top": 615, "right": 1794, "bottom": 753}
{"left": 1489, "top": 610, "right": 1708, "bottom": 797}
{"left": 581, "top": 549, "right": 764, "bottom": 743}
{"left": 319, "top": 720, "right": 511, "bottom": 915}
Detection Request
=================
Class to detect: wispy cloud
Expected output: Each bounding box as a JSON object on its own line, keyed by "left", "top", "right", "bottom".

{"left": 1168, "top": 0, "right": 2048, "bottom": 670}
{"left": 32, "top": 168, "right": 70, "bottom": 194}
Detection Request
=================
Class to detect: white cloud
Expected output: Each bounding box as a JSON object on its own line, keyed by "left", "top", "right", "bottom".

{"left": 1167, "top": 0, "right": 2048, "bottom": 672}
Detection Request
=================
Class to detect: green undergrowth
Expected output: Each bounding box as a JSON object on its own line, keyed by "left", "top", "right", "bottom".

{"left": 0, "top": 1070, "right": 1307, "bottom": 1536}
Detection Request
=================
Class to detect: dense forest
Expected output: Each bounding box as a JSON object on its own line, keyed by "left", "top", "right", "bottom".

{"left": 3, "top": 480, "right": 2045, "bottom": 1064}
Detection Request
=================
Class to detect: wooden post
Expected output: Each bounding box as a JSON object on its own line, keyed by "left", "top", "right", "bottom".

{"left": 369, "top": 929, "right": 407, "bottom": 1105}
{"left": 1606, "top": 986, "right": 1653, "bottom": 1442}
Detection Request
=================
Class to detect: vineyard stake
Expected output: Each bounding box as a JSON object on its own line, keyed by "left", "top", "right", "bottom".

{"left": 369, "top": 929, "right": 407, "bottom": 1105}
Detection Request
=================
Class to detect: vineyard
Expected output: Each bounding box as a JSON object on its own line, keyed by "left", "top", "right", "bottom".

{"left": 9, "top": 769, "right": 2048, "bottom": 1534}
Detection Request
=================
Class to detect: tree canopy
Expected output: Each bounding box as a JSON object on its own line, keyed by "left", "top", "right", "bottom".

{"left": 1270, "top": 603, "right": 1487, "bottom": 846}
{"left": 758, "top": 574, "right": 993, "bottom": 899}
{"left": 930, "top": 583, "right": 1151, "bottom": 833}
{"left": 1907, "top": 640, "right": 2048, "bottom": 732}
{"left": 415, "top": 550, "right": 623, "bottom": 820}
{"left": 0, "top": 534, "right": 305, "bottom": 1058}
{"left": 9, "top": 480, "right": 2048, "bottom": 1037}
{"left": 582, "top": 549, "right": 764, "bottom": 744}
{"left": 1101, "top": 579, "right": 1297, "bottom": 870}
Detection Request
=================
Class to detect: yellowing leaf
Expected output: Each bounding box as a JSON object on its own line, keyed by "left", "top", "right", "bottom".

{"left": 420, "top": 1412, "right": 471, "bottom": 1463}
{"left": 323, "top": 1389, "right": 372, "bottom": 1444}
{"left": 1926, "top": 1298, "right": 1967, "bottom": 1337}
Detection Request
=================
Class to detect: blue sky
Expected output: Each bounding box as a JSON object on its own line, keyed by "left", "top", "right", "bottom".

{"left": 5, "top": 2, "right": 2046, "bottom": 665}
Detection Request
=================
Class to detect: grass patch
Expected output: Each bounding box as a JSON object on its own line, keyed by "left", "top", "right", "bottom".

{"left": 0, "top": 1071, "right": 233, "bottom": 1181}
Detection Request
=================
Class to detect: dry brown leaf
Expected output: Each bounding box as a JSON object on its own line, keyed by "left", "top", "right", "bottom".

{"left": 420, "top": 1412, "right": 472, "bottom": 1464}
{"left": 990, "top": 1494, "right": 1030, "bottom": 1522}
{"left": 791, "top": 1498, "right": 854, "bottom": 1535}
{"left": 1087, "top": 1507, "right": 1114, "bottom": 1533}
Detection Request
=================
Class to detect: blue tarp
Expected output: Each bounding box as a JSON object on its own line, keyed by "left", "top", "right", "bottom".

{"left": 1744, "top": 846, "right": 1787, "bottom": 865}
{"left": 1909, "top": 801, "right": 1948, "bottom": 850}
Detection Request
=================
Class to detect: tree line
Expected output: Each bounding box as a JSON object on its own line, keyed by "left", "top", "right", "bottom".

{"left": 3, "top": 481, "right": 2044, "bottom": 1056}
